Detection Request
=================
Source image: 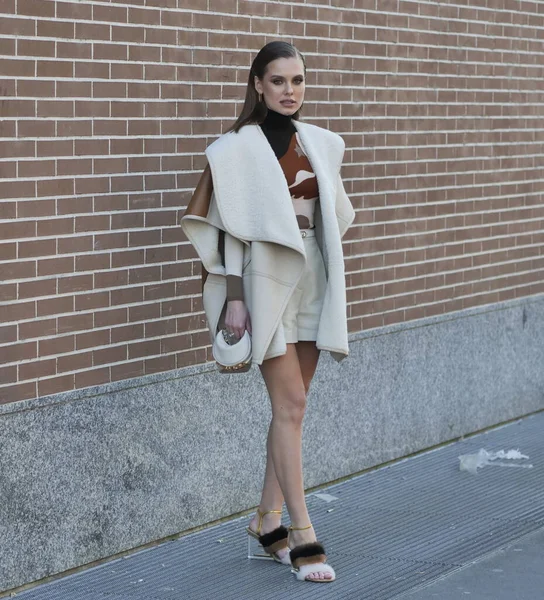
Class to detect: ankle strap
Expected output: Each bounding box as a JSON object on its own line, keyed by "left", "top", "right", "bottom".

{"left": 255, "top": 508, "right": 283, "bottom": 535}
{"left": 288, "top": 524, "right": 312, "bottom": 531}
{"left": 257, "top": 509, "right": 283, "bottom": 517}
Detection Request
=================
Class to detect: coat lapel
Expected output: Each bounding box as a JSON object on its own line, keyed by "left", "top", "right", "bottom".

{"left": 205, "top": 124, "right": 305, "bottom": 257}
{"left": 293, "top": 121, "right": 344, "bottom": 201}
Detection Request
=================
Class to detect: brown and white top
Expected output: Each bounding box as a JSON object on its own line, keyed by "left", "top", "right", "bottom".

{"left": 279, "top": 130, "right": 319, "bottom": 230}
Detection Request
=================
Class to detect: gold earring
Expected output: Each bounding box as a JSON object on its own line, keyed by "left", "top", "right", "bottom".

{"left": 258, "top": 93, "right": 262, "bottom": 103}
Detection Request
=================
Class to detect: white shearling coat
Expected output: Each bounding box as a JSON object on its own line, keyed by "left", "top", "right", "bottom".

{"left": 180, "top": 120, "right": 355, "bottom": 365}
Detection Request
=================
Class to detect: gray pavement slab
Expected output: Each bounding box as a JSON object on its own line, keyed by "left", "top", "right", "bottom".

{"left": 400, "top": 526, "right": 544, "bottom": 600}
{"left": 8, "top": 411, "right": 544, "bottom": 600}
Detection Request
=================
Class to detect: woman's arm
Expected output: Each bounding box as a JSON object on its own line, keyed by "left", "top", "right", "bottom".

{"left": 224, "top": 231, "right": 244, "bottom": 302}
{"left": 224, "top": 231, "right": 251, "bottom": 337}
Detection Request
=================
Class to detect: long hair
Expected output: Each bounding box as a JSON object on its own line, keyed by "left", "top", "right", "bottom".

{"left": 226, "top": 41, "right": 306, "bottom": 134}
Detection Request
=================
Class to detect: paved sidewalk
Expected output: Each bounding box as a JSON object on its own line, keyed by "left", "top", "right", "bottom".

{"left": 9, "top": 411, "right": 544, "bottom": 600}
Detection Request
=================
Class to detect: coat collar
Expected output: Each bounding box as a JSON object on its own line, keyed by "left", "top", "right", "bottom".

{"left": 204, "top": 122, "right": 344, "bottom": 254}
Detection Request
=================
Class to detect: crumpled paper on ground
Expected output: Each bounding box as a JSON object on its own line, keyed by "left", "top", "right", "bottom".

{"left": 458, "top": 448, "right": 533, "bottom": 475}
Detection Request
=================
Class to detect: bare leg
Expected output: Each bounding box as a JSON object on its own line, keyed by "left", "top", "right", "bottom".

{"left": 295, "top": 340, "right": 321, "bottom": 394}
{"left": 253, "top": 342, "right": 331, "bottom": 581}
{"left": 249, "top": 342, "right": 320, "bottom": 536}
{"left": 247, "top": 426, "right": 286, "bottom": 543}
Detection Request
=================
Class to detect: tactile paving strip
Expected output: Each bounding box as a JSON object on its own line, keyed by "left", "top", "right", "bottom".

{"left": 13, "top": 412, "right": 544, "bottom": 600}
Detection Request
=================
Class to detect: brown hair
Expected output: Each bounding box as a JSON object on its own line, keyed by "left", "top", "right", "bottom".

{"left": 226, "top": 41, "right": 306, "bottom": 134}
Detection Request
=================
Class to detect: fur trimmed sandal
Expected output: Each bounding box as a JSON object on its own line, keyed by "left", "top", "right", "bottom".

{"left": 289, "top": 526, "right": 336, "bottom": 583}
{"left": 246, "top": 509, "right": 291, "bottom": 565}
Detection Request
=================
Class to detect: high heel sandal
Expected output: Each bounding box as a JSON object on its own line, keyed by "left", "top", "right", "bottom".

{"left": 246, "top": 509, "right": 291, "bottom": 565}
{"left": 288, "top": 524, "right": 336, "bottom": 583}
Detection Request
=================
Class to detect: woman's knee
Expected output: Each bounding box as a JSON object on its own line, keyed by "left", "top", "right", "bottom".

{"left": 272, "top": 388, "right": 307, "bottom": 425}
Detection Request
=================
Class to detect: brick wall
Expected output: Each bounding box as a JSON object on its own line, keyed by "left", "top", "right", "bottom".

{"left": 1, "top": 0, "right": 543, "bottom": 405}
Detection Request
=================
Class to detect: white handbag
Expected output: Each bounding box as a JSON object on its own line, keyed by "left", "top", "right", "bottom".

{"left": 212, "top": 329, "right": 252, "bottom": 373}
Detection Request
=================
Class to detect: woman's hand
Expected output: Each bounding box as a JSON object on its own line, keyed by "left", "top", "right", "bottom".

{"left": 225, "top": 300, "right": 252, "bottom": 340}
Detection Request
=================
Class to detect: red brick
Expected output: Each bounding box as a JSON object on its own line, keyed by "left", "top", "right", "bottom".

{"left": 111, "top": 249, "right": 144, "bottom": 268}
{"left": 18, "top": 39, "right": 55, "bottom": 57}
{"left": 111, "top": 286, "right": 144, "bottom": 306}
{"left": 93, "top": 113, "right": 127, "bottom": 134}
{"left": 0, "top": 0, "right": 15, "bottom": 15}
{"left": 94, "top": 157, "right": 128, "bottom": 175}
{"left": 0, "top": 382, "right": 37, "bottom": 404}
{"left": 37, "top": 217, "right": 74, "bottom": 237}
{"left": 18, "top": 278, "right": 57, "bottom": 300}
{"left": 93, "top": 344, "right": 127, "bottom": 366}
{"left": 128, "top": 266, "right": 160, "bottom": 285}
{"left": 1, "top": 179, "right": 35, "bottom": 200}
{"left": 129, "top": 6, "right": 159, "bottom": 25}
{"left": 58, "top": 120, "right": 93, "bottom": 137}
{"left": 111, "top": 360, "right": 144, "bottom": 382}
{"left": 37, "top": 60, "right": 74, "bottom": 78}
{"left": 37, "top": 19, "right": 75, "bottom": 39}
{"left": 2, "top": 260, "right": 36, "bottom": 281}
{"left": 76, "top": 329, "right": 110, "bottom": 350}
{"left": 144, "top": 282, "right": 175, "bottom": 301}
{"left": 18, "top": 0, "right": 54, "bottom": 16}
{"left": 58, "top": 274, "right": 93, "bottom": 294}
{"left": 112, "top": 24, "right": 145, "bottom": 43}
{"left": 34, "top": 135, "right": 73, "bottom": 158}
{"left": 0, "top": 200, "right": 16, "bottom": 218}
{"left": 18, "top": 239, "right": 56, "bottom": 259}
{"left": 57, "top": 351, "right": 93, "bottom": 373}
{"left": 2, "top": 300, "right": 36, "bottom": 322}
{"left": 0, "top": 283, "right": 16, "bottom": 301}
{"left": 94, "top": 233, "right": 129, "bottom": 252}
{"left": 145, "top": 318, "right": 176, "bottom": 338}
{"left": 0, "top": 119, "right": 15, "bottom": 137}
{"left": 75, "top": 367, "right": 111, "bottom": 389}
{"left": 57, "top": 41, "right": 92, "bottom": 60}
{"left": 0, "top": 365, "right": 17, "bottom": 385}
{"left": 74, "top": 214, "right": 109, "bottom": 233}
{"left": 19, "top": 358, "right": 56, "bottom": 380}
{"left": 93, "top": 4, "right": 128, "bottom": 23}
{"left": 74, "top": 252, "right": 110, "bottom": 272}
{"left": 74, "top": 177, "right": 110, "bottom": 196}
{"left": 37, "top": 296, "right": 74, "bottom": 317}
{"left": 111, "top": 324, "right": 144, "bottom": 343}
{"left": 129, "top": 302, "right": 160, "bottom": 322}
{"left": 0, "top": 139, "right": 35, "bottom": 158}
{"left": 74, "top": 292, "right": 109, "bottom": 312}
{"left": 0, "top": 340, "right": 37, "bottom": 364}
{"left": 128, "top": 339, "right": 160, "bottom": 359}
{"left": 0, "top": 242, "right": 16, "bottom": 260}
{"left": 0, "top": 16, "right": 35, "bottom": 36}
{"left": 145, "top": 354, "right": 175, "bottom": 374}
{"left": 0, "top": 325, "right": 17, "bottom": 344}
{"left": 38, "top": 374, "right": 75, "bottom": 398}
{"left": 161, "top": 298, "right": 191, "bottom": 317}
{"left": 18, "top": 162, "right": 55, "bottom": 182}
{"left": 129, "top": 229, "right": 161, "bottom": 247}
{"left": 73, "top": 61, "right": 109, "bottom": 80}
{"left": 38, "top": 335, "right": 74, "bottom": 357}
{"left": 57, "top": 313, "right": 93, "bottom": 335}
{"left": 94, "top": 307, "right": 128, "bottom": 328}
{"left": 57, "top": 158, "right": 93, "bottom": 177}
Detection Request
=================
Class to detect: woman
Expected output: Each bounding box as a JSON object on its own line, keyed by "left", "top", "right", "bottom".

{"left": 181, "top": 41, "right": 354, "bottom": 583}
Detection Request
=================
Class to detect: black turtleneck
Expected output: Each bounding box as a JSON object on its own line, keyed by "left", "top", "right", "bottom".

{"left": 259, "top": 108, "right": 297, "bottom": 160}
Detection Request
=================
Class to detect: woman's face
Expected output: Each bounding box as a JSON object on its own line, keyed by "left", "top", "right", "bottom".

{"left": 254, "top": 56, "right": 305, "bottom": 116}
